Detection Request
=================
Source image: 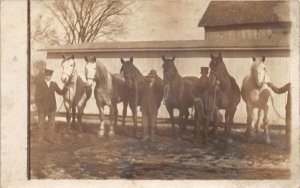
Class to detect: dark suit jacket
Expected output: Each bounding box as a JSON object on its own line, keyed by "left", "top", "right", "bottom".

{"left": 140, "top": 79, "right": 159, "bottom": 115}
{"left": 35, "top": 80, "right": 67, "bottom": 113}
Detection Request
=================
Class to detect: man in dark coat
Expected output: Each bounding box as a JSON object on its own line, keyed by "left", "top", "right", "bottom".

{"left": 140, "top": 69, "right": 160, "bottom": 142}
{"left": 35, "top": 67, "right": 68, "bottom": 143}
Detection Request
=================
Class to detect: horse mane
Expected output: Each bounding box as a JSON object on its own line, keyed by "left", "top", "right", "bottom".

{"left": 132, "top": 64, "right": 143, "bottom": 77}
{"left": 95, "top": 61, "right": 110, "bottom": 81}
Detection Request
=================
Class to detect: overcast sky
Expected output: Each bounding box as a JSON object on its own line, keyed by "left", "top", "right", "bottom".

{"left": 31, "top": 0, "right": 210, "bottom": 43}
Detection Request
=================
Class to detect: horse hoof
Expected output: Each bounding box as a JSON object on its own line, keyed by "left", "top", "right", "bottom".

{"left": 109, "top": 131, "right": 115, "bottom": 137}
{"left": 265, "top": 138, "right": 271, "bottom": 144}
{"left": 227, "top": 138, "right": 234, "bottom": 144}
{"left": 97, "top": 131, "right": 104, "bottom": 138}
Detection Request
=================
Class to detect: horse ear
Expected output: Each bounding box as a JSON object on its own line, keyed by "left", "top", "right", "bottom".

{"left": 92, "top": 56, "right": 96, "bottom": 62}
{"left": 172, "top": 56, "right": 175, "bottom": 61}
{"left": 62, "top": 54, "right": 66, "bottom": 59}
{"left": 162, "top": 55, "right": 166, "bottom": 61}
{"left": 84, "top": 56, "right": 88, "bottom": 62}
{"left": 252, "top": 57, "right": 256, "bottom": 62}
{"left": 130, "top": 57, "right": 133, "bottom": 63}
{"left": 121, "top": 58, "right": 125, "bottom": 64}
{"left": 71, "top": 54, "right": 74, "bottom": 59}
{"left": 262, "top": 56, "right": 265, "bottom": 62}
{"left": 210, "top": 53, "right": 214, "bottom": 59}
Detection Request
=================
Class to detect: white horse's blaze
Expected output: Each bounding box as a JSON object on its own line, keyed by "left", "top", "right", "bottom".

{"left": 61, "top": 59, "right": 76, "bottom": 83}
{"left": 85, "top": 62, "right": 96, "bottom": 86}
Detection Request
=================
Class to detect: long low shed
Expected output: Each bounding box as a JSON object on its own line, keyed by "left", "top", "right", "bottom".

{"left": 41, "top": 38, "right": 290, "bottom": 125}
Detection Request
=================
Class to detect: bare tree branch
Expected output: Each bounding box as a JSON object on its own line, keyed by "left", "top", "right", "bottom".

{"left": 43, "top": 0, "right": 133, "bottom": 44}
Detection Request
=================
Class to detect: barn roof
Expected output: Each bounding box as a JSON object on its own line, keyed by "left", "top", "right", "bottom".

{"left": 198, "top": 1, "right": 290, "bottom": 27}
{"left": 42, "top": 37, "right": 289, "bottom": 53}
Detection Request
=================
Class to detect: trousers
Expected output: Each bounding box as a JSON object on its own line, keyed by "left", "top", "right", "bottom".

{"left": 38, "top": 111, "right": 56, "bottom": 141}
{"left": 142, "top": 113, "right": 156, "bottom": 138}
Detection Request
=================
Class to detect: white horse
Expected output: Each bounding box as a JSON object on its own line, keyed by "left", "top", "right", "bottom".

{"left": 241, "top": 56, "right": 283, "bottom": 143}
{"left": 85, "top": 56, "right": 128, "bottom": 138}
{"left": 61, "top": 55, "right": 92, "bottom": 131}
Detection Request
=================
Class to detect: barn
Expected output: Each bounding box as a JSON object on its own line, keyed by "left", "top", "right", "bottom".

{"left": 40, "top": 0, "right": 291, "bottom": 125}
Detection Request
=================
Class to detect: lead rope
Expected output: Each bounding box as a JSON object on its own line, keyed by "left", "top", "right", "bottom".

{"left": 56, "top": 61, "right": 75, "bottom": 113}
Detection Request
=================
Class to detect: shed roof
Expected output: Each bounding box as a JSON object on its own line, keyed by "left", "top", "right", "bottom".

{"left": 41, "top": 37, "right": 289, "bottom": 54}
{"left": 198, "top": 1, "right": 290, "bottom": 27}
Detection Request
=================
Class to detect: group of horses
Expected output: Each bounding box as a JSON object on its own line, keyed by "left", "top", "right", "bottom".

{"left": 59, "top": 52, "right": 285, "bottom": 145}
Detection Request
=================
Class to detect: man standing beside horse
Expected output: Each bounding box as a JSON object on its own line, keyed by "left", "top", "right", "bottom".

{"left": 35, "top": 65, "right": 68, "bottom": 143}
{"left": 140, "top": 70, "right": 160, "bottom": 142}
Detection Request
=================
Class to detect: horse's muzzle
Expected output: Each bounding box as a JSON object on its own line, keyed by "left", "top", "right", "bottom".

{"left": 86, "top": 79, "right": 93, "bottom": 86}
{"left": 61, "top": 76, "right": 68, "bottom": 83}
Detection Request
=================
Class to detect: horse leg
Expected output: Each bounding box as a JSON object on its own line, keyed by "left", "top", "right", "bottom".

{"left": 224, "top": 110, "right": 230, "bottom": 133}
{"left": 166, "top": 105, "right": 176, "bottom": 137}
{"left": 178, "top": 109, "right": 185, "bottom": 139}
{"left": 77, "top": 105, "right": 84, "bottom": 132}
{"left": 255, "top": 109, "right": 262, "bottom": 134}
{"left": 203, "top": 114, "right": 209, "bottom": 144}
{"left": 228, "top": 107, "right": 237, "bottom": 134}
{"left": 245, "top": 105, "right": 254, "bottom": 139}
{"left": 64, "top": 102, "right": 72, "bottom": 129}
{"left": 71, "top": 104, "right": 76, "bottom": 126}
{"left": 193, "top": 106, "right": 200, "bottom": 144}
{"left": 212, "top": 109, "right": 219, "bottom": 139}
{"left": 108, "top": 104, "right": 116, "bottom": 137}
{"left": 262, "top": 105, "right": 270, "bottom": 144}
{"left": 96, "top": 104, "right": 106, "bottom": 138}
{"left": 129, "top": 101, "right": 138, "bottom": 137}
{"left": 183, "top": 108, "right": 189, "bottom": 132}
{"left": 114, "top": 104, "right": 119, "bottom": 129}
{"left": 122, "top": 100, "right": 128, "bottom": 127}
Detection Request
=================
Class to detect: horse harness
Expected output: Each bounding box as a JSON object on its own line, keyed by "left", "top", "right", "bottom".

{"left": 57, "top": 59, "right": 76, "bottom": 112}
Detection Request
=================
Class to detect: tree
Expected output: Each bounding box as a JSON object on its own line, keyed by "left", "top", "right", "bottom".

{"left": 31, "top": 14, "right": 61, "bottom": 47}
{"left": 45, "top": 0, "right": 133, "bottom": 44}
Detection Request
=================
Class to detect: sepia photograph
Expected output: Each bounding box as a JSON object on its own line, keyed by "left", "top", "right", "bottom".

{"left": 1, "top": 0, "right": 299, "bottom": 186}
{"left": 27, "top": 0, "right": 298, "bottom": 180}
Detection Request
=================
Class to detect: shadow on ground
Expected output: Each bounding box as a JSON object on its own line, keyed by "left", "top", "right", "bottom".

{"left": 30, "top": 120, "right": 290, "bottom": 179}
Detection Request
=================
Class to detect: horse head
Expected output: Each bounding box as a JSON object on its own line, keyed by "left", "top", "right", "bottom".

{"left": 251, "top": 56, "right": 266, "bottom": 88}
{"left": 161, "top": 55, "right": 176, "bottom": 84}
{"left": 84, "top": 56, "right": 97, "bottom": 86}
{"left": 209, "top": 52, "right": 225, "bottom": 79}
{"left": 61, "top": 54, "right": 76, "bottom": 84}
{"left": 120, "top": 57, "right": 135, "bottom": 88}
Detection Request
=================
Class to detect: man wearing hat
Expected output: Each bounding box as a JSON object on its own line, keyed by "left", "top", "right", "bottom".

{"left": 194, "top": 67, "right": 209, "bottom": 92}
{"left": 140, "top": 69, "right": 160, "bottom": 142}
{"left": 35, "top": 66, "right": 68, "bottom": 143}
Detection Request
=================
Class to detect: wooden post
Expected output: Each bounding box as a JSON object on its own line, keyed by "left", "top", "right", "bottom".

{"left": 285, "top": 84, "right": 291, "bottom": 152}
{"left": 266, "top": 82, "right": 291, "bottom": 152}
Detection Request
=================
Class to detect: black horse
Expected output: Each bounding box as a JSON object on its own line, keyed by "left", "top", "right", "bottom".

{"left": 120, "top": 57, "right": 164, "bottom": 137}
{"left": 162, "top": 56, "right": 199, "bottom": 138}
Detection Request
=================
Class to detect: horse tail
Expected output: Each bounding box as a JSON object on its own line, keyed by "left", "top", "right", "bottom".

{"left": 269, "top": 93, "right": 285, "bottom": 120}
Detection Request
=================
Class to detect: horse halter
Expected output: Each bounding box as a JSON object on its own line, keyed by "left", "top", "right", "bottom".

{"left": 62, "top": 59, "right": 76, "bottom": 84}
{"left": 86, "top": 64, "right": 95, "bottom": 82}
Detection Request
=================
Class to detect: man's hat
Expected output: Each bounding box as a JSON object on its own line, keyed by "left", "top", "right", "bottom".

{"left": 201, "top": 67, "right": 209, "bottom": 73}
{"left": 45, "top": 64, "right": 54, "bottom": 76}
{"left": 147, "top": 69, "right": 157, "bottom": 78}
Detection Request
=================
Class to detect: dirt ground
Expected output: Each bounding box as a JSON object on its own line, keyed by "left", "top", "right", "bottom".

{"left": 30, "top": 118, "right": 290, "bottom": 180}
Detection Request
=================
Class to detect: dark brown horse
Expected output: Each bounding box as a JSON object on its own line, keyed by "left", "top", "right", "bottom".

{"left": 120, "top": 57, "right": 164, "bottom": 137}
{"left": 162, "top": 56, "right": 199, "bottom": 138}
{"left": 209, "top": 52, "right": 241, "bottom": 134}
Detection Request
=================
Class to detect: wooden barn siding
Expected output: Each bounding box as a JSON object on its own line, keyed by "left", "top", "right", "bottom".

{"left": 46, "top": 50, "right": 289, "bottom": 125}
{"left": 205, "top": 26, "right": 290, "bottom": 40}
